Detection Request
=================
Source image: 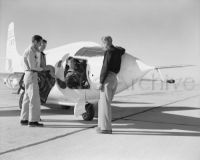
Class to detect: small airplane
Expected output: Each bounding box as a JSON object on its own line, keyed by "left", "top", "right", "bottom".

{"left": 1, "top": 22, "right": 194, "bottom": 121}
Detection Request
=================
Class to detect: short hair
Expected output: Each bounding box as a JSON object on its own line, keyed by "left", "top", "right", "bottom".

{"left": 101, "top": 36, "right": 112, "bottom": 44}
{"left": 42, "top": 39, "right": 47, "bottom": 43}
{"left": 32, "top": 35, "right": 43, "bottom": 43}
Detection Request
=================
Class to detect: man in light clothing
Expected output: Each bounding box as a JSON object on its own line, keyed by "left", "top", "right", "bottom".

{"left": 97, "top": 36, "right": 125, "bottom": 134}
{"left": 20, "top": 35, "right": 44, "bottom": 127}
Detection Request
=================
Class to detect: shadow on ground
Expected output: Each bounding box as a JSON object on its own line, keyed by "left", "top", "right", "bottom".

{"left": 1, "top": 103, "right": 200, "bottom": 136}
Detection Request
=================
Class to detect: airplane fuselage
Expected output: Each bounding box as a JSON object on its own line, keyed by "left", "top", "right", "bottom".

{"left": 45, "top": 42, "right": 154, "bottom": 106}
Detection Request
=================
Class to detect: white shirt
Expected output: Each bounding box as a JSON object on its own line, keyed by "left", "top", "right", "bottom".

{"left": 23, "top": 45, "right": 42, "bottom": 71}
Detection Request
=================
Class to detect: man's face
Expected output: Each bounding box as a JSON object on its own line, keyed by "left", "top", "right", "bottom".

{"left": 101, "top": 41, "right": 108, "bottom": 50}
{"left": 33, "top": 40, "right": 42, "bottom": 51}
{"left": 39, "top": 42, "right": 47, "bottom": 52}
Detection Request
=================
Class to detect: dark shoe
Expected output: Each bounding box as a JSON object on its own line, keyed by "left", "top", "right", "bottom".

{"left": 28, "top": 122, "right": 44, "bottom": 127}
{"left": 20, "top": 120, "right": 28, "bottom": 126}
{"left": 96, "top": 127, "right": 112, "bottom": 134}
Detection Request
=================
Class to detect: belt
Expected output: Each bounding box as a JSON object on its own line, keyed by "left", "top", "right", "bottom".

{"left": 25, "top": 70, "right": 38, "bottom": 73}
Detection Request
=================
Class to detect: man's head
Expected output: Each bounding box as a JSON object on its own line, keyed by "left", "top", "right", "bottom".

{"left": 101, "top": 36, "right": 113, "bottom": 49}
{"left": 39, "top": 39, "right": 47, "bottom": 52}
{"left": 32, "top": 35, "right": 43, "bottom": 51}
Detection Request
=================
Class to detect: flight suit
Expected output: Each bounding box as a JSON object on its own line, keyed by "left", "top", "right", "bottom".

{"left": 20, "top": 46, "right": 42, "bottom": 122}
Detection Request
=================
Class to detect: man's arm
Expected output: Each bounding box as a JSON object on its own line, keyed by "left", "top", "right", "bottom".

{"left": 116, "top": 46, "right": 125, "bottom": 55}
{"left": 100, "top": 51, "right": 111, "bottom": 84}
{"left": 56, "top": 78, "right": 67, "bottom": 89}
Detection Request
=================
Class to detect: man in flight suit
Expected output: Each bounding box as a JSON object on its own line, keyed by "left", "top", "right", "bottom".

{"left": 20, "top": 35, "right": 44, "bottom": 127}
{"left": 97, "top": 36, "right": 125, "bottom": 134}
{"left": 38, "top": 39, "right": 56, "bottom": 104}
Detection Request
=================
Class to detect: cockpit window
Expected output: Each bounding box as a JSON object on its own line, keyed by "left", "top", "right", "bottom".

{"left": 57, "top": 58, "right": 90, "bottom": 89}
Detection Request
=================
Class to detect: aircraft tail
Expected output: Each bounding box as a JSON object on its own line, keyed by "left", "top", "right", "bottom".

{"left": 5, "top": 22, "right": 23, "bottom": 73}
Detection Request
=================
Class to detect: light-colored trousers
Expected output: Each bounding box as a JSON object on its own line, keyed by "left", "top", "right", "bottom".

{"left": 20, "top": 72, "right": 41, "bottom": 122}
{"left": 98, "top": 72, "right": 117, "bottom": 131}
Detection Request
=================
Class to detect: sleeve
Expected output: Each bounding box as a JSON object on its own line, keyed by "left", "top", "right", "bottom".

{"left": 24, "top": 56, "right": 29, "bottom": 70}
{"left": 116, "top": 46, "right": 125, "bottom": 55}
{"left": 100, "top": 51, "right": 112, "bottom": 84}
{"left": 120, "top": 47, "right": 125, "bottom": 55}
{"left": 56, "top": 78, "right": 67, "bottom": 89}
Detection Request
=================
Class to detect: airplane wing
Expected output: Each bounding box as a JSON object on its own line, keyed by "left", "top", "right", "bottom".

{"left": 155, "top": 64, "right": 195, "bottom": 70}
{"left": 144, "top": 64, "right": 196, "bottom": 84}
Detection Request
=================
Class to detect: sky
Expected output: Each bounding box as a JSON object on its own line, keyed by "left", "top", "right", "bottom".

{"left": 0, "top": 0, "right": 199, "bottom": 73}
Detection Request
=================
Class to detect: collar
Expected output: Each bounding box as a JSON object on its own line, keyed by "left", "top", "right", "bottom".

{"left": 106, "top": 45, "right": 115, "bottom": 51}
{"left": 30, "top": 45, "right": 38, "bottom": 52}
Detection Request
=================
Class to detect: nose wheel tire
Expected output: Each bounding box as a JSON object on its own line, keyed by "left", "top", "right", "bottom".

{"left": 82, "top": 103, "right": 95, "bottom": 121}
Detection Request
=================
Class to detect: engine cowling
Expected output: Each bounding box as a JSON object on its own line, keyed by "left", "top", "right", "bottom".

{"left": 4, "top": 73, "right": 24, "bottom": 90}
